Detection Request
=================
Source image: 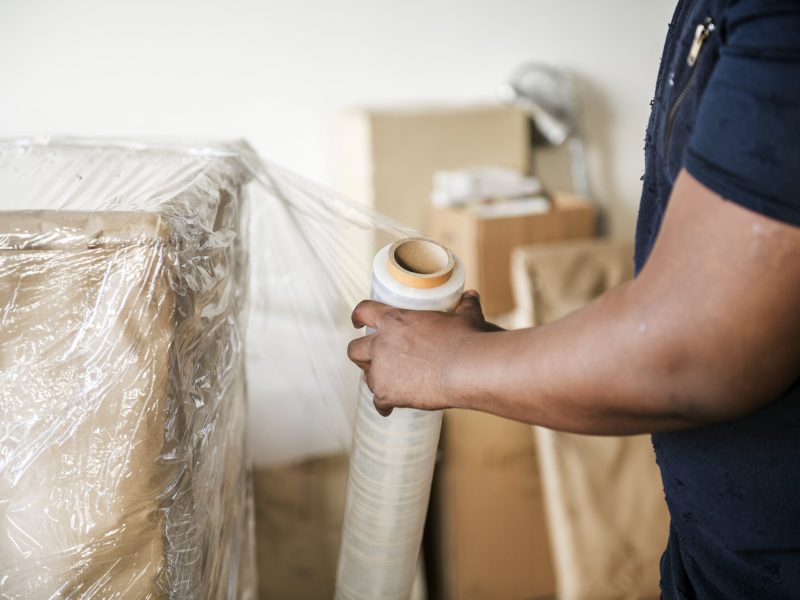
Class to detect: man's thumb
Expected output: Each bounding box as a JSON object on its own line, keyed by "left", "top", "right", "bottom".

{"left": 454, "top": 290, "right": 484, "bottom": 322}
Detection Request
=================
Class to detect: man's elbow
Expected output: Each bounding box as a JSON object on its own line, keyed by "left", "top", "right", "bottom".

{"left": 651, "top": 348, "right": 787, "bottom": 425}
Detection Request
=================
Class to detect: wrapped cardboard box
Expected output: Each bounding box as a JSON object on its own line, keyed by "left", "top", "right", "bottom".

{"left": 0, "top": 137, "right": 422, "bottom": 599}
{"left": 0, "top": 141, "right": 255, "bottom": 598}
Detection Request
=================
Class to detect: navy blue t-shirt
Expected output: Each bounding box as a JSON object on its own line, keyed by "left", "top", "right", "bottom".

{"left": 634, "top": 0, "right": 800, "bottom": 598}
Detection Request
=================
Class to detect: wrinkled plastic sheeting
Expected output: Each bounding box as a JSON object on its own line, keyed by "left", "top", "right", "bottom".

{"left": 0, "top": 137, "right": 409, "bottom": 597}
{"left": 243, "top": 154, "right": 410, "bottom": 465}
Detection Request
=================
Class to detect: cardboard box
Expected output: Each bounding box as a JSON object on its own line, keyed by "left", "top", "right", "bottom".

{"left": 338, "top": 104, "right": 530, "bottom": 259}
{"left": 431, "top": 194, "right": 596, "bottom": 316}
{"left": 253, "top": 456, "right": 348, "bottom": 600}
{"left": 426, "top": 409, "right": 556, "bottom": 600}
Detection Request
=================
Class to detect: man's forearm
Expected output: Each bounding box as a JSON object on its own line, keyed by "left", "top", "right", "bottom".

{"left": 447, "top": 282, "right": 702, "bottom": 435}
{"left": 447, "top": 171, "right": 800, "bottom": 435}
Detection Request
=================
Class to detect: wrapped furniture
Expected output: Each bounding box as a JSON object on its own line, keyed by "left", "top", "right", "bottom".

{"left": 0, "top": 140, "right": 255, "bottom": 597}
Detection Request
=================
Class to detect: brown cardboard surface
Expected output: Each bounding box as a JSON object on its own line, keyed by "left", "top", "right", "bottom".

{"left": 431, "top": 194, "right": 596, "bottom": 315}
{"left": 428, "top": 409, "right": 556, "bottom": 600}
{"left": 388, "top": 237, "right": 455, "bottom": 289}
{"left": 0, "top": 208, "right": 252, "bottom": 598}
{"left": 338, "top": 104, "right": 530, "bottom": 259}
{"left": 253, "top": 456, "right": 349, "bottom": 600}
{"left": 0, "top": 211, "right": 173, "bottom": 597}
{"left": 254, "top": 455, "right": 429, "bottom": 600}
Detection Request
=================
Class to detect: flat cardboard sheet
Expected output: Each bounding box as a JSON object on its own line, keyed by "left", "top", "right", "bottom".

{"left": 511, "top": 238, "right": 668, "bottom": 600}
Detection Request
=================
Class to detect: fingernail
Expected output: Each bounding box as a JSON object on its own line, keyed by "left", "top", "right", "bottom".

{"left": 374, "top": 404, "right": 393, "bottom": 417}
{"left": 465, "top": 290, "right": 479, "bottom": 299}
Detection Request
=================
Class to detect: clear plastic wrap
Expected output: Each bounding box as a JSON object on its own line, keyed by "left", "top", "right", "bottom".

{"left": 0, "top": 137, "right": 410, "bottom": 597}
{"left": 336, "top": 239, "right": 465, "bottom": 600}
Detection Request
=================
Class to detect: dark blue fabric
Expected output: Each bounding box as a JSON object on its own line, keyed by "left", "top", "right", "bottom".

{"left": 634, "top": 1, "right": 800, "bottom": 598}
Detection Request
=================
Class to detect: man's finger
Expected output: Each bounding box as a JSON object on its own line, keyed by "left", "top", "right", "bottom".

{"left": 454, "top": 290, "right": 484, "bottom": 323}
{"left": 364, "top": 370, "right": 375, "bottom": 394}
{"left": 352, "top": 299, "right": 392, "bottom": 329}
{"left": 363, "top": 371, "right": 392, "bottom": 418}
{"left": 347, "top": 334, "right": 374, "bottom": 367}
{"left": 373, "top": 396, "right": 393, "bottom": 417}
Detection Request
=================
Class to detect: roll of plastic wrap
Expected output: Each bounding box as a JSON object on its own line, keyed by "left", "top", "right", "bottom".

{"left": 336, "top": 237, "right": 465, "bottom": 600}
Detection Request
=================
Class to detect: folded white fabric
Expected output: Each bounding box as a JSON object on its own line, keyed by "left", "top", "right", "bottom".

{"left": 431, "top": 166, "right": 542, "bottom": 208}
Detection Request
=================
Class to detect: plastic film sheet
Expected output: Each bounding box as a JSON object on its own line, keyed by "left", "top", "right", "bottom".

{"left": 0, "top": 137, "right": 410, "bottom": 597}
{"left": 336, "top": 240, "right": 465, "bottom": 599}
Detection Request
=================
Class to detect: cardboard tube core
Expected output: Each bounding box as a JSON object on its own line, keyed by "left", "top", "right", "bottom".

{"left": 387, "top": 237, "right": 455, "bottom": 289}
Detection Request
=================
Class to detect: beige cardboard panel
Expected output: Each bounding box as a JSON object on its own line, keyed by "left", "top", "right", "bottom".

{"left": 535, "top": 430, "right": 665, "bottom": 600}
{"left": 511, "top": 239, "right": 667, "bottom": 600}
{"left": 338, "top": 104, "right": 530, "bottom": 245}
{"left": 431, "top": 207, "right": 479, "bottom": 293}
{"left": 430, "top": 409, "right": 556, "bottom": 600}
{"left": 0, "top": 205, "right": 252, "bottom": 597}
{"left": 0, "top": 213, "right": 173, "bottom": 598}
{"left": 253, "top": 456, "right": 348, "bottom": 600}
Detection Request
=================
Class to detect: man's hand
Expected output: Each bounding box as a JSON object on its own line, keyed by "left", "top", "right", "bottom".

{"left": 347, "top": 290, "right": 502, "bottom": 416}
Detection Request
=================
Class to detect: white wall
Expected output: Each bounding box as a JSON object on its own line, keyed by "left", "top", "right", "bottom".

{"left": 0, "top": 0, "right": 675, "bottom": 236}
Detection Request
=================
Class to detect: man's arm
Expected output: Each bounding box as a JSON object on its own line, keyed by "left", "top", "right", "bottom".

{"left": 348, "top": 170, "right": 800, "bottom": 434}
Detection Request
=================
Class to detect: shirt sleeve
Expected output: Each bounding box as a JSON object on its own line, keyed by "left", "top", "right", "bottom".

{"left": 685, "top": 0, "right": 800, "bottom": 226}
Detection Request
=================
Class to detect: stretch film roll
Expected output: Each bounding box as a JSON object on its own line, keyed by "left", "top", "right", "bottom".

{"left": 336, "top": 237, "right": 465, "bottom": 600}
